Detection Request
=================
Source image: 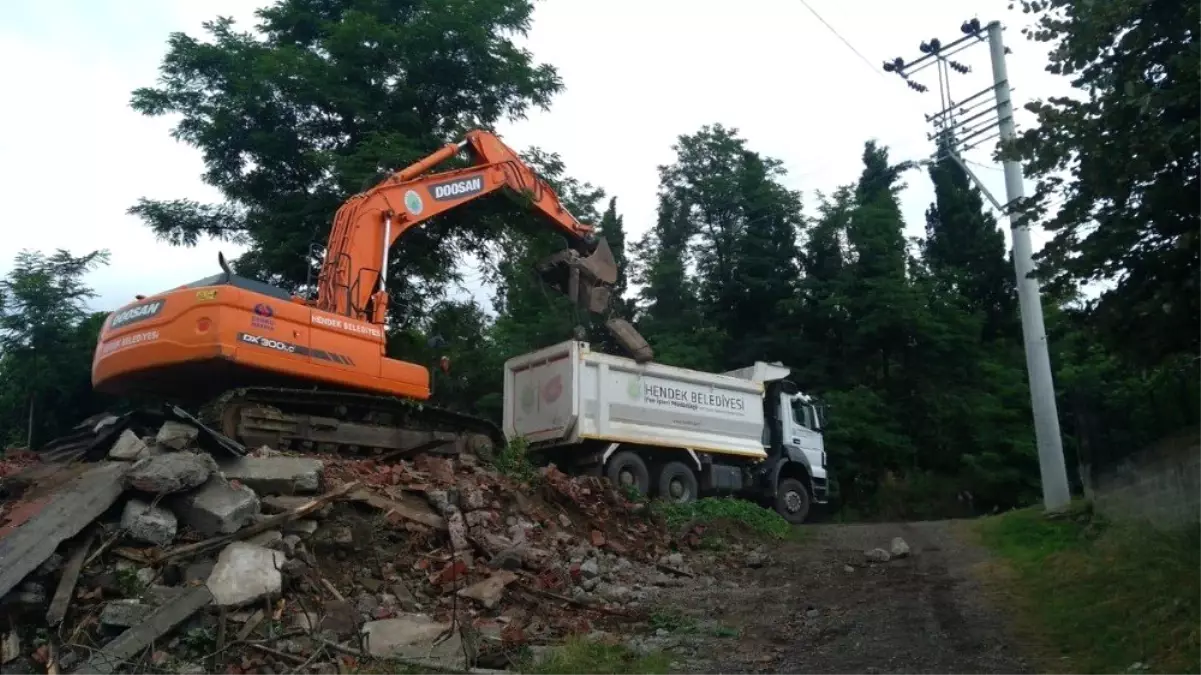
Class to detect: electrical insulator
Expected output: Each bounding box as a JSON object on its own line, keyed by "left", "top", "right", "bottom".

{"left": 919, "top": 41, "right": 931, "bottom": 54}
{"left": 929, "top": 38, "right": 942, "bottom": 53}
{"left": 961, "top": 18, "right": 982, "bottom": 35}
{"left": 906, "top": 80, "right": 929, "bottom": 93}
{"left": 949, "top": 60, "right": 970, "bottom": 74}
{"left": 893, "top": 57, "right": 905, "bottom": 72}
{"left": 883, "top": 61, "right": 895, "bottom": 73}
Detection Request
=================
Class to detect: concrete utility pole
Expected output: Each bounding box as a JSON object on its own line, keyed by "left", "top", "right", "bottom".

{"left": 883, "top": 19, "right": 1071, "bottom": 512}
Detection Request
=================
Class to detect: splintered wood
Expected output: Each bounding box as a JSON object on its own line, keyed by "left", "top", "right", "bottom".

{"left": 74, "top": 586, "right": 213, "bottom": 675}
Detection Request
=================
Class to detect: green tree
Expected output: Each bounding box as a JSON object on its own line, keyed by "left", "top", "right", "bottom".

{"left": 724, "top": 149, "right": 804, "bottom": 366}
{"left": 631, "top": 193, "right": 721, "bottom": 371}
{"left": 1010, "top": 0, "right": 1200, "bottom": 364}
{"left": 842, "top": 141, "right": 919, "bottom": 386}
{"left": 0, "top": 250, "right": 112, "bottom": 448}
{"left": 129, "top": 0, "right": 563, "bottom": 311}
{"left": 923, "top": 137, "right": 1016, "bottom": 339}
{"left": 789, "top": 188, "right": 853, "bottom": 390}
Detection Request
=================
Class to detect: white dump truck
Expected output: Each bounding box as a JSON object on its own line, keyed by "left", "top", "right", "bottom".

{"left": 502, "top": 340, "right": 829, "bottom": 523}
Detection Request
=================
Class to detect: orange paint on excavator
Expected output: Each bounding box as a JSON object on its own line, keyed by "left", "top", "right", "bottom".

{"left": 92, "top": 130, "right": 650, "bottom": 411}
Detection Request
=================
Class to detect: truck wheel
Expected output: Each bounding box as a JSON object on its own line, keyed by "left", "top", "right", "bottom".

{"left": 774, "top": 478, "right": 811, "bottom": 524}
{"left": 605, "top": 451, "right": 650, "bottom": 497}
{"left": 657, "top": 461, "right": 699, "bottom": 504}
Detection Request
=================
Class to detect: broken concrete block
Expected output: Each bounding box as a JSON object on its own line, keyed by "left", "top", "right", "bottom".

{"left": 173, "top": 477, "right": 260, "bottom": 536}
{"left": 218, "top": 456, "right": 323, "bottom": 494}
{"left": 890, "top": 537, "right": 911, "bottom": 558}
{"left": 127, "top": 452, "right": 215, "bottom": 494}
{"left": 109, "top": 429, "right": 150, "bottom": 461}
{"left": 361, "top": 614, "right": 466, "bottom": 670}
{"left": 206, "top": 542, "right": 286, "bottom": 607}
{"left": 120, "top": 499, "right": 178, "bottom": 546}
{"left": 445, "top": 509, "right": 470, "bottom": 553}
{"left": 457, "top": 571, "right": 518, "bottom": 610}
{"left": 99, "top": 599, "right": 154, "bottom": 628}
{"left": 1, "top": 629, "right": 19, "bottom": 664}
{"left": 156, "top": 421, "right": 199, "bottom": 451}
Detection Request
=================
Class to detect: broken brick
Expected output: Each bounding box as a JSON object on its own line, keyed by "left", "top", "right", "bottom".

{"left": 590, "top": 530, "right": 606, "bottom": 547}
{"left": 428, "top": 560, "right": 469, "bottom": 586}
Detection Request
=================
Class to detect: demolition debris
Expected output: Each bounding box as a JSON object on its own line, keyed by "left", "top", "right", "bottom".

{"left": 0, "top": 411, "right": 734, "bottom": 673}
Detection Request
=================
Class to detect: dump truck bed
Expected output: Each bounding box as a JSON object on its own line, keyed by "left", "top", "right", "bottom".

{"left": 502, "top": 340, "right": 768, "bottom": 459}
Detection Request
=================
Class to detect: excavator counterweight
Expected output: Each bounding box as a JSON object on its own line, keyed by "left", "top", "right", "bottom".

{"left": 92, "top": 129, "right": 652, "bottom": 459}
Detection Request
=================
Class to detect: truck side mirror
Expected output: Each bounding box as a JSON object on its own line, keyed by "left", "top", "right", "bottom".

{"left": 780, "top": 381, "right": 799, "bottom": 395}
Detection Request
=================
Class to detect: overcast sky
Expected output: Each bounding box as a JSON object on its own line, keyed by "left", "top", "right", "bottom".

{"left": 0, "top": 0, "right": 1071, "bottom": 315}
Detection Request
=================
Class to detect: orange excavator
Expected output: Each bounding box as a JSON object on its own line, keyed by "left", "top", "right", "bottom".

{"left": 92, "top": 129, "right": 652, "bottom": 455}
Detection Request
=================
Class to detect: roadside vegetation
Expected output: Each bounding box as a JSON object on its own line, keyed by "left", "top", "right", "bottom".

{"left": 652, "top": 496, "right": 796, "bottom": 540}
{"left": 976, "top": 503, "right": 1200, "bottom": 674}
{"left": 517, "top": 637, "right": 670, "bottom": 674}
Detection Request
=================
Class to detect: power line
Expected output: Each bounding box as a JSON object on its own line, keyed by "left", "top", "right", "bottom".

{"left": 796, "top": 0, "right": 885, "bottom": 79}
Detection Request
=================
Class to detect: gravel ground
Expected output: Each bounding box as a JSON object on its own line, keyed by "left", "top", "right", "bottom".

{"left": 652, "top": 520, "right": 1032, "bottom": 674}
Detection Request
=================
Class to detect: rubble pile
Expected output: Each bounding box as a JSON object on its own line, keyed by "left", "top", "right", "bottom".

{"left": 0, "top": 415, "right": 717, "bottom": 674}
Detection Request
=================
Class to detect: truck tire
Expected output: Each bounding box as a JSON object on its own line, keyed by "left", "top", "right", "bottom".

{"left": 657, "top": 461, "right": 699, "bottom": 504}
{"left": 774, "top": 477, "right": 811, "bottom": 524}
{"left": 606, "top": 450, "right": 650, "bottom": 497}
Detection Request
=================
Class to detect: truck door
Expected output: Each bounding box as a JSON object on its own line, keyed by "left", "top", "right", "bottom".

{"left": 783, "top": 395, "right": 824, "bottom": 465}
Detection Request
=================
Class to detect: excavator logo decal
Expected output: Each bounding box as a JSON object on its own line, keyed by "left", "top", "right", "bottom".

{"left": 403, "top": 190, "right": 424, "bottom": 215}
{"left": 109, "top": 299, "right": 165, "bottom": 330}
{"left": 237, "top": 332, "right": 355, "bottom": 366}
{"left": 429, "top": 175, "right": 484, "bottom": 201}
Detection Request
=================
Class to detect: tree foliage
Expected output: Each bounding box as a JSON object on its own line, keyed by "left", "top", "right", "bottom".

{"left": 0, "top": 250, "right": 113, "bottom": 448}
{"left": 1011, "top": 0, "right": 1199, "bottom": 364}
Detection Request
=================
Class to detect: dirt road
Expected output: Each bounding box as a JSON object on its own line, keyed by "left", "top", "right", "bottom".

{"left": 651, "top": 520, "right": 1031, "bottom": 674}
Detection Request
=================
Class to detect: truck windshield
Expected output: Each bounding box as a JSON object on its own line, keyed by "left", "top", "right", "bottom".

{"left": 790, "top": 398, "right": 814, "bottom": 430}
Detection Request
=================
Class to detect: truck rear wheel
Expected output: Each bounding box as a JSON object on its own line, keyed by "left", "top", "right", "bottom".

{"left": 774, "top": 477, "right": 811, "bottom": 524}
{"left": 605, "top": 450, "right": 650, "bottom": 497}
{"left": 657, "top": 461, "right": 699, "bottom": 504}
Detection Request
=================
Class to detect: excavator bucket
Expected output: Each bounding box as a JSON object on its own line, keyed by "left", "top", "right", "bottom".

{"left": 536, "top": 237, "right": 619, "bottom": 314}
{"left": 536, "top": 238, "right": 654, "bottom": 363}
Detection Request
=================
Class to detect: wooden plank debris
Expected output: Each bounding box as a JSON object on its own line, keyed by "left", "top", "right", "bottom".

{"left": 74, "top": 585, "right": 213, "bottom": 675}
{"left": 349, "top": 488, "right": 447, "bottom": 530}
{"left": 0, "top": 462, "right": 129, "bottom": 599}
{"left": 46, "top": 531, "right": 97, "bottom": 626}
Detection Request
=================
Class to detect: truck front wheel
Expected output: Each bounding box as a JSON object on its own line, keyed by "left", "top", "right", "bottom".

{"left": 605, "top": 450, "right": 650, "bottom": 498}
{"left": 774, "top": 478, "right": 811, "bottom": 524}
{"left": 657, "top": 461, "right": 699, "bottom": 504}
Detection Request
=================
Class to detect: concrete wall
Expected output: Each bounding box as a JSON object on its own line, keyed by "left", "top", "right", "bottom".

{"left": 1084, "top": 430, "right": 1200, "bottom": 529}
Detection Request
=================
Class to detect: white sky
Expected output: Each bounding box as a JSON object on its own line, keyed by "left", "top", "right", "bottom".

{"left": 0, "top": 0, "right": 1072, "bottom": 314}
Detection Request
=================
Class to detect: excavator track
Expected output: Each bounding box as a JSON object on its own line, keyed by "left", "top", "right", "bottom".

{"left": 200, "top": 386, "right": 504, "bottom": 461}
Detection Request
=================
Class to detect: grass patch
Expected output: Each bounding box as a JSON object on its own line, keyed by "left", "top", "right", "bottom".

{"left": 976, "top": 502, "right": 1200, "bottom": 674}
{"left": 652, "top": 496, "right": 796, "bottom": 540}
{"left": 491, "top": 437, "right": 540, "bottom": 484}
{"left": 649, "top": 609, "right": 698, "bottom": 634}
{"left": 518, "top": 636, "right": 671, "bottom": 674}
{"left": 649, "top": 609, "right": 741, "bottom": 639}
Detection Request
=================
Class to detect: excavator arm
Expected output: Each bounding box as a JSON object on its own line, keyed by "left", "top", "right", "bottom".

{"left": 315, "top": 129, "right": 651, "bottom": 361}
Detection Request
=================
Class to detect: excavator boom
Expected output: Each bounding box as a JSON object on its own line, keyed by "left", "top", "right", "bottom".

{"left": 315, "top": 130, "right": 646, "bottom": 362}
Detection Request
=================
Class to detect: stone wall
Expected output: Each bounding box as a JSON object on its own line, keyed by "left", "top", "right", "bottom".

{"left": 1084, "top": 429, "right": 1200, "bottom": 529}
